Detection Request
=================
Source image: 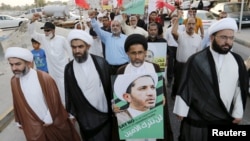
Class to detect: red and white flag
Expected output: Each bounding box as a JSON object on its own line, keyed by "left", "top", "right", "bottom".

{"left": 117, "top": 0, "right": 123, "bottom": 7}
{"left": 156, "top": 0, "right": 176, "bottom": 12}
{"left": 75, "top": 0, "right": 89, "bottom": 9}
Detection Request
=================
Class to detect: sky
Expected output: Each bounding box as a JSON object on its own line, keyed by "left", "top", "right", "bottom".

{"left": 0, "top": 0, "right": 69, "bottom": 6}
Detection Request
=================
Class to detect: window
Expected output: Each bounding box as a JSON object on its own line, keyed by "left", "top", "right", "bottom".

{"left": 37, "top": 8, "right": 42, "bottom": 12}
{"left": 31, "top": 9, "right": 35, "bottom": 13}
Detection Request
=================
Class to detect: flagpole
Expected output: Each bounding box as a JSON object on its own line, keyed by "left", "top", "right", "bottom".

{"left": 79, "top": 6, "right": 82, "bottom": 21}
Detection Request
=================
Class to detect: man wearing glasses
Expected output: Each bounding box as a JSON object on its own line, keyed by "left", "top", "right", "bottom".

{"left": 28, "top": 13, "right": 73, "bottom": 106}
{"left": 173, "top": 18, "right": 248, "bottom": 141}
{"left": 202, "top": 11, "right": 228, "bottom": 49}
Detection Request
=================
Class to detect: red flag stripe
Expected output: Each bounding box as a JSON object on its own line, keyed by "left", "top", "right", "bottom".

{"left": 75, "top": 0, "right": 89, "bottom": 9}
{"left": 117, "top": 0, "right": 123, "bottom": 7}
{"left": 156, "top": 0, "right": 176, "bottom": 12}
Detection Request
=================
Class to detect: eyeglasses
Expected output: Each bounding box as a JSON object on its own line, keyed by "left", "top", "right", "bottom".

{"left": 44, "top": 29, "right": 51, "bottom": 32}
{"left": 111, "top": 24, "right": 120, "bottom": 27}
{"left": 215, "top": 35, "right": 234, "bottom": 41}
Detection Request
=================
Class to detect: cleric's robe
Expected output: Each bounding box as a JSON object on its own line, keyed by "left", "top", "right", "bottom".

{"left": 64, "top": 54, "right": 113, "bottom": 141}
{"left": 10, "top": 70, "right": 81, "bottom": 141}
{"left": 176, "top": 48, "right": 248, "bottom": 141}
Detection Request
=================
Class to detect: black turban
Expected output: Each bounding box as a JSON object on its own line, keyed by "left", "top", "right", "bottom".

{"left": 124, "top": 34, "right": 147, "bottom": 52}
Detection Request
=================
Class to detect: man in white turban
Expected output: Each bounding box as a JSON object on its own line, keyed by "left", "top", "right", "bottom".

{"left": 201, "top": 11, "right": 228, "bottom": 49}
{"left": 173, "top": 18, "right": 249, "bottom": 141}
{"left": 114, "top": 73, "right": 158, "bottom": 125}
{"left": 64, "top": 29, "right": 113, "bottom": 141}
{"left": 5, "top": 47, "right": 81, "bottom": 141}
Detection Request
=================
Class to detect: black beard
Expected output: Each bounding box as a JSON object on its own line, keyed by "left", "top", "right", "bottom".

{"left": 212, "top": 40, "right": 232, "bottom": 54}
{"left": 74, "top": 51, "right": 88, "bottom": 63}
{"left": 149, "top": 35, "right": 156, "bottom": 39}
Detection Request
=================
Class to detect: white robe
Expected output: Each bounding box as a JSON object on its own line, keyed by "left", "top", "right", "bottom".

{"left": 124, "top": 62, "right": 156, "bottom": 74}
{"left": 73, "top": 54, "right": 108, "bottom": 113}
{"left": 19, "top": 69, "right": 52, "bottom": 124}
{"left": 89, "top": 37, "right": 103, "bottom": 57}
{"left": 28, "top": 22, "right": 73, "bottom": 106}
{"left": 85, "top": 27, "right": 103, "bottom": 57}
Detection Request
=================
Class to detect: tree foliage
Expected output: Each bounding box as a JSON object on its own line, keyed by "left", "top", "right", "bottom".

{"left": 34, "top": 0, "right": 46, "bottom": 7}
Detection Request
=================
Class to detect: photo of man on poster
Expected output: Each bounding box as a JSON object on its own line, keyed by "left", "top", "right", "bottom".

{"left": 112, "top": 73, "right": 165, "bottom": 140}
{"left": 145, "top": 50, "right": 155, "bottom": 63}
{"left": 114, "top": 73, "right": 158, "bottom": 125}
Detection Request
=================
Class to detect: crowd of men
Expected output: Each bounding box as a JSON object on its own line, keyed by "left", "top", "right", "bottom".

{"left": 4, "top": 6, "right": 250, "bottom": 141}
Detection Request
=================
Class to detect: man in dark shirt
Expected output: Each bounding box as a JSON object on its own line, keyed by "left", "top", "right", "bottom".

{"left": 101, "top": 16, "right": 111, "bottom": 32}
{"left": 147, "top": 22, "right": 166, "bottom": 42}
{"left": 144, "top": 11, "right": 164, "bottom": 37}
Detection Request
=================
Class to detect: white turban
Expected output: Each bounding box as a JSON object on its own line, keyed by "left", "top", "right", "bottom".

{"left": 5, "top": 47, "right": 33, "bottom": 62}
{"left": 67, "top": 29, "right": 93, "bottom": 46}
{"left": 114, "top": 73, "right": 158, "bottom": 101}
{"left": 208, "top": 18, "right": 238, "bottom": 36}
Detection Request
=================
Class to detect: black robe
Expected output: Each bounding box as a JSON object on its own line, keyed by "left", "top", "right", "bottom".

{"left": 177, "top": 48, "right": 248, "bottom": 141}
{"left": 64, "top": 54, "right": 113, "bottom": 141}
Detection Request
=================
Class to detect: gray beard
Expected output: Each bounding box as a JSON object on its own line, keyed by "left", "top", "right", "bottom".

{"left": 14, "top": 66, "right": 30, "bottom": 78}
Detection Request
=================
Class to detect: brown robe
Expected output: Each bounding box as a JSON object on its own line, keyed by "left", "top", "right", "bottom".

{"left": 10, "top": 70, "right": 81, "bottom": 141}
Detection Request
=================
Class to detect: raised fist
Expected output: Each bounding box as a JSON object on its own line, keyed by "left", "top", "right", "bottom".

{"left": 88, "top": 10, "right": 96, "bottom": 19}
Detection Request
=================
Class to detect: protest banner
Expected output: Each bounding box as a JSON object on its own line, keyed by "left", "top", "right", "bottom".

{"left": 147, "top": 43, "right": 167, "bottom": 72}
{"left": 112, "top": 72, "right": 164, "bottom": 139}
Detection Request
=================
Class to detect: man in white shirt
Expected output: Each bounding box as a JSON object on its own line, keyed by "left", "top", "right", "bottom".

{"left": 121, "top": 14, "right": 148, "bottom": 37}
{"left": 171, "top": 14, "right": 202, "bottom": 99}
{"left": 28, "top": 14, "right": 73, "bottom": 106}
{"left": 165, "top": 14, "right": 185, "bottom": 87}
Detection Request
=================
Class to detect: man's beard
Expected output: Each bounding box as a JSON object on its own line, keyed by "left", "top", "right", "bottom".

{"left": 13, "top": 66, "right": 29, "bottom": 78}
{"left": 73, "top": 51, "right": 88, "bottom": 63}
{"left": 186, "top": 28, "right": 194, "bottom": 35}
{"left": 111, "top": 29, "right": 120, "bottom": 35}
{"left": 149, "top": 35, "right": 156, "bottom": 39}
{"left": 45, "top": 32, "right": 54, "bottom": 40}
{"left": 212, "top": 39, "right": 232, "bottom": 54}
{"left": 131, "top": 60, "right": 144, "bottom": 67}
